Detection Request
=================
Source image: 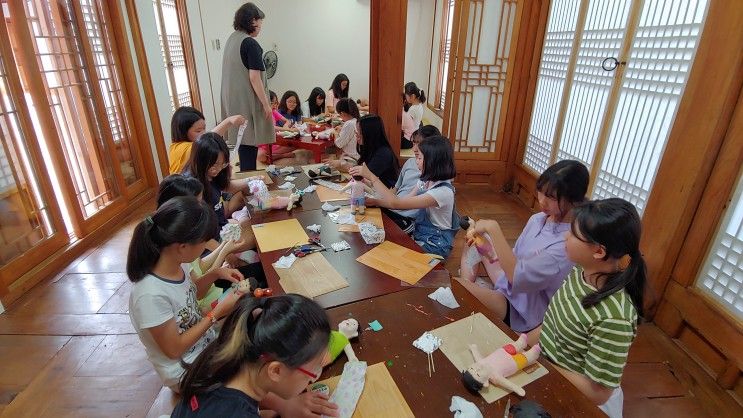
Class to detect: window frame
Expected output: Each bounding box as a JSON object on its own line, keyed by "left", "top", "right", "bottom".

{"left": 152, "top": 0, "right": 201, "bottom": 110}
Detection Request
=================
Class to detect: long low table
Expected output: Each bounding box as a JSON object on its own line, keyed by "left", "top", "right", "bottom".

{"left": 322, "top": 280, "right": 603, "bottom": 417}
{"left": 239, "top": 168, "right": 604, "bottom": 416}
{"left": 269, "top": 133, "right": 336, "bottom": 163}
{"left": 252, "top": 206, "right": 444, "bottom": 309}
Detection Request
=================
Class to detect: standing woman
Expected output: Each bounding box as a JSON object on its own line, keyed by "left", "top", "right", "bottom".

{"left": 221, "top": 3, "right": 275, "bottom": 172}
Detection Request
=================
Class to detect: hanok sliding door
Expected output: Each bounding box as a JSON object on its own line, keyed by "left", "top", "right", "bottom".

{"left": 5, "top": 0, "right": 148, "bottom": 235}
{"left": 0, "top": 11, "right": 68, "bottom": 289}
{"left": 522, "top": 0, "right": 709, "bottom": 213}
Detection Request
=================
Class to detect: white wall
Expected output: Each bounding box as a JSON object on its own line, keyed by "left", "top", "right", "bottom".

{"left": 404, "top": 0, "right": 434, "bottom": 97}
{"left": 405, "top": 0, "right": 440, "bottom": 129}
{"left": 124, "top": 0, "right": 165, "bottom": 179}
{"left": 257, "top": 0, "right": 370, "bottom": 104}
{"left": 133, "top": 0, "right": 177, "bottom": 155}
{"left": 192, "top": 0, "right": 370, "bottom": 120}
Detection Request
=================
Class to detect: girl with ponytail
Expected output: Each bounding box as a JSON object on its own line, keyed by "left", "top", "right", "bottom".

{"left": 538, "top": 198, "right": 646, "bottom": 418}
{"left": 172, "top": 294, "right": 337, "bottom": 417}
{"left": 403, "top": 82, "right": 426, "bottom": 126}
{"left": 127, "top": 196, "right": 244, "bottom": 391}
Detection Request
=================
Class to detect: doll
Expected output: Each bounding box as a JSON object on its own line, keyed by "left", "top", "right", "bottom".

{"left": 461, "top": 333, "right": 541, "bottom": 396}
{"left": 327, "top": 318, "right": 360, "bottom": 364}
{"left": 248, "top": 178, "right": 301, "bottom": 211}
{"left": 340, "top": 176, "right": 374, "bottom": 215}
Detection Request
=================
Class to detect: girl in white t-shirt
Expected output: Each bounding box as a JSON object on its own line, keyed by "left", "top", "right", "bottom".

{"left": 402, "top": 82, "right": 426, "bottom": 148}
{"left": 127, "top": 196, "right": 244, "bottom": 391}
{"left": 350, "top": 135, "right": 457, "bottom": 258}
{"left": 327, "top": 98, "right": 361, "bottom": 172}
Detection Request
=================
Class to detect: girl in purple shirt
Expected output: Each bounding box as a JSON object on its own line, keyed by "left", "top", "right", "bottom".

{"left": 455, "top": 160, "right": 589, "bottom": 342}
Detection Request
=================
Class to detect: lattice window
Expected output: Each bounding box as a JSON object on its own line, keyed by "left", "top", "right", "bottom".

{"left": 21, "top": 0, "right": 119, "bottom": 218}
{"left": 80, "top": 0, "right": 140, "bottom": 185}
{"left": 524, "top": 0, "right": 581, "bottom": 175}
{"left": 522, "top": 0, "right": 709, "bottom": 215}
{"left": 696, "top": 171, "right": 743, "bottom": 320}
{"left": 558, "top": 0, "right": 631, "bottom": 168}
{"left": 153, "top": 0, "right": 195, "bottom": 110}
{"left": 0, "top": 47, "right": 56, "bottom": 266}
{"left": 593, "top": 0, "right": 708, "bottom": 212}
{"left": 451, "top": 0, "right": 517, "bottom": 154}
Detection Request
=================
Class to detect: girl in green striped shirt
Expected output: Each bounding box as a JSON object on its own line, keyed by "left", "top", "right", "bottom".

{"left": 539, "top": 198, "right": 646, "bottom": 418}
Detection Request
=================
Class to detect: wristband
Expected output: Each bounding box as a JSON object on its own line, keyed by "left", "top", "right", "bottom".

{"left": 206, "top": 311, "right": 217, "bottom": 324}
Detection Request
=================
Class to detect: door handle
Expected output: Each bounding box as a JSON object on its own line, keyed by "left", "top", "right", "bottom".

{"left": 601, "top": 57, "right": 626, "bottom": 71}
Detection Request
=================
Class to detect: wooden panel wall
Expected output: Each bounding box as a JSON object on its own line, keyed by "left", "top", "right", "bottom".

{"left": 448, "top": 0, "right": 550, "bottom": 188}
{"left": 510, "top": 0, "right": 743, "bottom": 394}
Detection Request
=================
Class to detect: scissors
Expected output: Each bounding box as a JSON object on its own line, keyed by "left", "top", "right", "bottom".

{"left": 287, "top": 237, "right": 326, "bottom": 257}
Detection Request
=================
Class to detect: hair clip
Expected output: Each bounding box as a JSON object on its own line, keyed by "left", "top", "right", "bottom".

{"left": 144, "top": 216, "right": 154, "bottom": 226}
{"left": 618, "top": 254, "right": 632, "bottom": 270}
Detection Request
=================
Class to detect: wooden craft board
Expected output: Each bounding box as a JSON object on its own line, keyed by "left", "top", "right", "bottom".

{"left": 252, "top": 218, "right": 309, "bottom": 252}
{"left": 432, "top": 313, "right": 549, "bottom": 403}
{"left": 276, "top": 252, "right": 348, "bottom": 298}
{"left": 233, "top": 170, "right": 273, "bottom": 184}
{"left": 356, "top": 241, "right": 436, "bottom": 285}
{"left": 316, "top": 185, "right": 350, "bottom": 202}
{"left": 314, "top": 362, "right": 414, "bottom": 418}
{"left": 337, "top": 207, "right": 384, "bottom": 232}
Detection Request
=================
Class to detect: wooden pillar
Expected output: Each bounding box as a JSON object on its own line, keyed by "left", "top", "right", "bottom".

{"left": 639, "top": 0, "right": 743, "bottom": 317}
{"left": 369, "top": 0, "right": 406, "bottom": 159}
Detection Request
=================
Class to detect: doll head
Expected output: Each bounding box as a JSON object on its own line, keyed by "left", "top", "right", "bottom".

{"left": 462, "top": 361, "right": 492, "bottom": 393}
{"left": 338, "top": 318, "right": 359, "bottom": 339}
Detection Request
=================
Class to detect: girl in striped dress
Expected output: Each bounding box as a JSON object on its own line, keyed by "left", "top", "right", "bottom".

{"left": 539, "top": 198, "right": 646, "bottom": 418}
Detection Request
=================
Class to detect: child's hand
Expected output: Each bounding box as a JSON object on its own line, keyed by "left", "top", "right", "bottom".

{"left": 348, "top": 163, "right": 371, "bottom": 180}
{"left": 474, "top": 219, "right": 500, "bottom": 237}
{"left": 229, "top": 114, "right": 246, "bottom": 126}
{"left": 464, "top": 219, "right": 478, "bottom": 246}
{"left": 224, "top": 238, "right": 246, "bottom": 253}
{"left": 327, "top": 160, "right": 341, "bottom": 170}
{"left": 216, "top": 267, "right": 243, "bottom": 283}
{"left": 211, "top": 289, "right": 244, "bottom": 319}
{"left": 281, "top": 392, "right": 339, "bottom": 418}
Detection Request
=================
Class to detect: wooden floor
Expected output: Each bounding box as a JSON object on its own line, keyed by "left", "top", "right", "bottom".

{"left": 0, "top": 185, "right": 740, "bottom": 417}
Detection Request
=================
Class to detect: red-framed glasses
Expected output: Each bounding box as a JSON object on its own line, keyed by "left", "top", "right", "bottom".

{"left": 261, "top": 354, "right": 321, "bottom": 380}
{"left": 296, "top": 367, "right": 319, "bottom": 379}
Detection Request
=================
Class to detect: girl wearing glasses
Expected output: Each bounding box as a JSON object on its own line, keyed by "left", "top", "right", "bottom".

{"left": 172, "top": 294, "right": 339, "bottom": 417}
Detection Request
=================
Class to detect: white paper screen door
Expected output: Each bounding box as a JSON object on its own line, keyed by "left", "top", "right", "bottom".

{"left": 524, "top": 0, "right": 709, "bottom": 214}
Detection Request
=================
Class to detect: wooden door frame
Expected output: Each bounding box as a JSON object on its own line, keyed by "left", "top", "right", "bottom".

{"left": 369, "top": 0, "right": 406, "bottom": 159}
{"left": 654, "top": 82, "right": 743, "bottom": 389}
{"left": 507, "top": 0, "right": 743, "bottom": 321}
{"left": 0, "top": 0, "right": 160, "bottom": 304}
{"left": 123, "top": 0, "right": 170, "bottom": 178}
{"left": 0, "top": 5, "right": 70, "bottom": 292}
{"left": 638, "top": 0, "right": 743, "bottom": 317}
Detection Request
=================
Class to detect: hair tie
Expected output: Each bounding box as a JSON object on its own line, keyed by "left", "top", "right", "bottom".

{"left": 618, "top": 254, "right": 632, "bottom": 271}
{"left": 144, "top": 216, "right": 154, "bottom": 226}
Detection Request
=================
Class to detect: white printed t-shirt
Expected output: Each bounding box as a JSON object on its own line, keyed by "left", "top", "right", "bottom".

{"left": 128, "top": 264, "right": 216, "bottom": 388}
{"left": 417, "top": 180, "right": 455, "bottom": 229}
